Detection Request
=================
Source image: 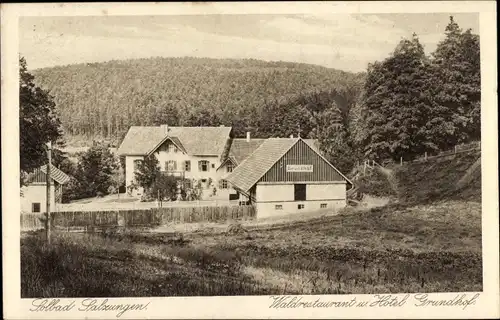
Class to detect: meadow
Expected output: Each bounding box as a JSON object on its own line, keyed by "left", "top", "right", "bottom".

{"left": 21, "top": 199, "right": 481, "bottom": 297}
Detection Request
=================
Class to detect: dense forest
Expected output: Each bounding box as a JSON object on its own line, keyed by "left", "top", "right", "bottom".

{"left": 25, "top": 16, "right": 480, "bottom": 180}
{"left": 32, "top": 57, "right": 364, "bottom": 143}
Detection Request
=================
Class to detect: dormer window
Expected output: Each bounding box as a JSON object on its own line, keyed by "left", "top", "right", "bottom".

{"left": 227, "top": 163, "right": 234, "bottom": 172}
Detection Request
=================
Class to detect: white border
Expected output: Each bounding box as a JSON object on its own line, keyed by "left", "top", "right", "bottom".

{"left": 2, "top": 2, "right": 498, "bottom": 319}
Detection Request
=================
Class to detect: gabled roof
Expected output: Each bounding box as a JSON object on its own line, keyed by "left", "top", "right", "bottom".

{"left": 224, "top": 138, "right": 299, "bottom": 192}
{"left": 26, "top": 165, "right": 72, "bottom": 185}
{"left": 224, "top": 138, "right": 320, "bottom": 166}
{"left": 228, "top": 139, "right": 267, "bottom": 165}
{"left": 224, "top": 138, "right": 352, "bottom": 193}
{"left": 147, "top": 136, "right": 187, "bottom": 155}
{"left": 117, "top": 126, "right": 232, "bottom": 156}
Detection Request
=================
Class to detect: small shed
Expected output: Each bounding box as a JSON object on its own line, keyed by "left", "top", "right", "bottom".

{"left": 21, "top": 165, "right": 71, "bottom": 213}
{"left": 224, "top": 138, "right": 352, "bottom": 218}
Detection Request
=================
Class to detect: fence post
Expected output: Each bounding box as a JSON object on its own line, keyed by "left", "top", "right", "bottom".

{"left": 400, "top": 157, "right": 403, "bottom": 166}
{"left": 454, "top": 145, "right": 457, "bottom": 154}
{"left": 424, "top": 152, "right": 427, "bottom": 161}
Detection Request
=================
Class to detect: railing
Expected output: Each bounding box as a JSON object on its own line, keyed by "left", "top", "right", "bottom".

{"left": 160, "top": 170, "right": 185, "bottom": 178}
{"left": 357, "top": 141, "right": 481, "bottom": 169}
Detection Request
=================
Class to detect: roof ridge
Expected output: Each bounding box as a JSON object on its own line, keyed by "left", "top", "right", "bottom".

{"left": 225, "top": 138, "right": 299, "bottom": 192}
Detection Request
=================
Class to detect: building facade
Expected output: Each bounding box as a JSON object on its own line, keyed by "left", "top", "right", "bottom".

{"left": 117, "top": 125, "right": 341, "bottom": 208}
{"left": 117, "top": 125, "right": 233, "bottom": 196}
{"left": 21, "top": 165, "right": 71, "bottom": 213}
{"left": 225, "top": 138, "right": 352, "bottom": 218}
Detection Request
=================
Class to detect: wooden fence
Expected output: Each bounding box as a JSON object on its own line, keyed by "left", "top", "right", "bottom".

{"left": 21, "top": 205, "right": 256, "bottom": 231}
{"left": 20, "top": 213, "right": 45, "bottom": 231}
{"left": 358, "top": 141, "right": 481, "bottom": 168}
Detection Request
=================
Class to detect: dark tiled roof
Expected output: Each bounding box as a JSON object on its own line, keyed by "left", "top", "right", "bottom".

{"left": 224, "top": 138, "right": 298, "bottom": 192}
{"left": 117, "top": 126, "right": 232, "bottom": 156}
{"left": 26, "top": 165, "right": 72, "bottom": 185}
{"left": 227, "top": 138, "right": 319, "bottom": 165}
{"left": 225, "top": 138, "right": 349, "bottom": 193}
{"left": 228, "top": 139, "right": 267, "bottom": 165}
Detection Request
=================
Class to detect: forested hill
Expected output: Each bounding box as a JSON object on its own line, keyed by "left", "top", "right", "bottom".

{"left": 32, "top": 57, "right": 364, "bottom": 144}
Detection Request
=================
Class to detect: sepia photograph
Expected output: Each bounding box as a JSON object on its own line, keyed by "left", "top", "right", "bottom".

{"left": 2, "top": 2, "right": 498, "bottom": 319}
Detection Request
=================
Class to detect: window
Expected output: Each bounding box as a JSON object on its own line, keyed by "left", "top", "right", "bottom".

{"left": 211, "top": 163, "right": 215, "bottom": 169}
{"left": 133, "top": 160, "right": 142, "bottom": 172}
{"left": 275, "top": 204, "right": 283, "bottom": 210}
{"left": 184, "top": 179, "right": 192, "bottom": 189}
{"left": 165, "top": 160, "right": 177, "bottom": 171}
{"left": 320, "top": 203, "right": 327, "bottom": 209}
{"left": 199, "top": 160, "right": 209, "bottom": 172}
{"left": 294, "top": 184, "right": 306, "bottom": 201}
{"left": 297, "top": 204, "right": 305, "bottom": 210}
{"left": 219, "top": 179, "right": 228, "bottom": 189}
{"left": 168, "top": 144, "right": 177, "bottom": 153}
{"left": 227, "top": 163, "right": 233, "bottom": 172}
{"left": 229, "top": 192, "right": 239, "bottom": 201}
{"left": 184, "top": 160, "right": 191, "bottom": 172}
{"left": 32, "top": 202, "right": 41, "bottom": 213}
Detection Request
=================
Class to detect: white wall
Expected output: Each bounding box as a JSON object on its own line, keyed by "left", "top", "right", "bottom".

{"left": 306, "top": 183, "right": 346, "bottom": 200}
{"left": 256, "top": 200, "right": 346, "bottom": 219}
{"left": 21, "top": 184, "right": 55, "bottom": 213}
{"left": 256, "top": 184, "right": 295, "bottom": 202}
{"left": 254, "top": 182, "right": 347, "bottom": 219}
{"left": 125, "top": 155, "right": 144, "bottom": 187}
{"left": 125, "top": 151, "right": 226, "bottom": 195}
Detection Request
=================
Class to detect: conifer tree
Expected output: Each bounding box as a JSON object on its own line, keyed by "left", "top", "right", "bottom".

{"left": 360, "top": 34, "right": 434, "bottom": 161}
{"left": 429, "top": 16, "right": 480, "bottom": 146}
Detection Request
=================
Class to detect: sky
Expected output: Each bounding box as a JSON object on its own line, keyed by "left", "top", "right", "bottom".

{"left": 19, "top": 13, "right": 479, "bottom": 73}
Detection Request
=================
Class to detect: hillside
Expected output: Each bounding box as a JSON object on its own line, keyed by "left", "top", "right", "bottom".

{"left": 352, "top": 151, "right": 481, "bottom": 204}
{"left": 395, "top": 151, "right": 481, "bottom": 204}
{"left": 32, "top": 57, "right": 364, "bottom": 144}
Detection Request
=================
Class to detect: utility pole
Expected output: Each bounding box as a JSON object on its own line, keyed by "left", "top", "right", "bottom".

{"left": 46, "top": 141, "right": 52, "bottom": 244}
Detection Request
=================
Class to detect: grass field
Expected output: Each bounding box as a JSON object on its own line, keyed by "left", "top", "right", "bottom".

{"left": 21, "top": 199, "right": 481, "bottom": 297}
{"left": 21, "top": 151, "right": 482, "bottom": 297}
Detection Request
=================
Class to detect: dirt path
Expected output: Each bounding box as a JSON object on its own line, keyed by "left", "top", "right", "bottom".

{"left": 456, "top": 157, "right": 481, "bottom": 189}
{"left": 375, "top": 165, "right": 398, "bottom": 195}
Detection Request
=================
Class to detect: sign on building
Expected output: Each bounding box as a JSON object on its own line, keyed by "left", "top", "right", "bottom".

{"left": 286, "top": 164, "right": 313, "bottom": 172}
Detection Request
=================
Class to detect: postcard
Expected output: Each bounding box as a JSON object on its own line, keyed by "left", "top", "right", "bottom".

{"left": 2, "top": 1, "right": 498, "bottom": 319}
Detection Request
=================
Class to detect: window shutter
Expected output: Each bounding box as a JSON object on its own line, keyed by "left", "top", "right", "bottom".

{"left": 206, "top": 161, "right": 210, "bottom": 172}
{"left": 173, "top": 161, "right": 177, "bottom": 170}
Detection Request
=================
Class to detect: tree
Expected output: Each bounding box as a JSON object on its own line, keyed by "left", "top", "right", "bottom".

{"left": 51, "top": 148, "right": 77, "bottom": 178}
{"left": 108, "top": 165, "right": 125, "bottom": 195}
{"left": 134, "top": 154, "right": 160, "bottom": 191}
{"left": 150, "top": 174, "right": 181, "bottom": 201}
{"left": 74, "top": 143, "right": 119, "bottom": 198}
{"left": 359, "top": 34, "right": 435, "bottom": 161}
{"left": 183, "top": 109, "right": 222, "bottom": 127}
{"left": 313, "top": 122, "right": 358, "bottom": 174}
{"left": 19, "top": 56, "right": 62, "bottom": 184}
{"left": 429, "top": 16, "right": 481, "bottom": 146}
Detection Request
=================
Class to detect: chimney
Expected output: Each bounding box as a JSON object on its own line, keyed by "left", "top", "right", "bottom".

{"left": 246, "top": 132, "right": 251, "bottom": 142}
{"left": 290, "top": 134, "right": 294, "bottom": 138}
{"left": 162, "top": 124, "right": 169, "bottom": 135}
